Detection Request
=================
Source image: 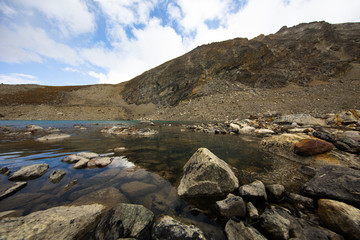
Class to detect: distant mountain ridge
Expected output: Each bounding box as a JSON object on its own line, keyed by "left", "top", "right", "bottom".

{"left": 122, "top": 21, "right": 360, "bottom": 106}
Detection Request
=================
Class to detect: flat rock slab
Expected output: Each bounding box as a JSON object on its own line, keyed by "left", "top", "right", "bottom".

{"left": 36, "top": 134, "right": 71, "bottom": 142}
{"left": 0, "top": 182, "right": 27, "bottom": 200}
{"left": 9, "top": 163, "right": 49, "bottom": 181}
{"left": 0, "top": 204, "right": 105, "bottom": 240}
{"left": 302, "top": 165, "right": 360, "bottom": 207}
{"left": 120, "top": 181, "right": 157, "bottom": 198}
{"left": 72, "top": 187, "right": 129, "bottom": 207}
{"left": 49, "top": 169, "right": 66, "bottom": 183}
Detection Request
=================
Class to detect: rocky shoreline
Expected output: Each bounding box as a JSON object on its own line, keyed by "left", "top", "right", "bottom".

{"left": 0, "top": 110, "right": 359, "bottom": 239}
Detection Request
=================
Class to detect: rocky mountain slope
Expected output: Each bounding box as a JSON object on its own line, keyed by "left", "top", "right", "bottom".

{"left": 0, "top": 21, "right": 359, "bottom": 121}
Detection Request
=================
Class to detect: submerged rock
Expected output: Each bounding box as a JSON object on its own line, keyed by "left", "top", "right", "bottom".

{"left": 0, "top": 182, "right": 27, "bottom": 200}
{"left": 49, "top": 169, "right": 66, "bottom": 183}
{"left": 95, "top": 203, "right": 154, "bottom": 240}
{"left": 73, "top": 187, "right": 129, "bottom": 207}
{"left": 152, "top": 215, "right": 206, "bottom": 240}
{"left": 177, "top": 148, "right": 239, "bottom": 197}
{"left": 239, "top": 180, "right": 267, "bottom": 201}
{"left": 120, "top": 181, "right": 157, "bottom": 198}
{"left": 225, "top": 219, "right": 266, "bottom": 240}
{"left": 216, "top": 193, "right": 246, "bottom": 219}
{"left": 8, "top": 163, "right": 49, "bottom": 181}
{"left": 73, "top": 158, "right": 90, "bottom": 169}
{"left": 318, "top": 199, "right": 360, "bottom": 240}
{"left": 294, "top": 139, "right": 334, "bottom": 156}
{"left": 0, "top": 204, "right": 105, "bottom": 240}
{"left": 36, "top": 133, "right": 71, "bottom": 142}
{"left": 302, "top": 165, "right": 360, "bottom": 207}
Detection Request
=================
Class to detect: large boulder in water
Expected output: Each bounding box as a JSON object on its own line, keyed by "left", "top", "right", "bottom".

{"left": 177, "top": 148, "right": 239, "bottom": 197}
{"left": 9, "top": 163, "right": 49, "bottom": 181}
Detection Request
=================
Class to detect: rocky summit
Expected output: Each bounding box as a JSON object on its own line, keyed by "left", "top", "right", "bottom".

{"left": 0, "top": 21, "right": 359, "bottom": 121}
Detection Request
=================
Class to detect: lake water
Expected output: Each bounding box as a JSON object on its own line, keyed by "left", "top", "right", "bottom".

{"left": 0, "top": 120, "right": 304, "bottom": 238}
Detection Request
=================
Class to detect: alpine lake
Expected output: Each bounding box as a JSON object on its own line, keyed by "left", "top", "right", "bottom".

{"left": 0, "top": 120, "right": 307, "bottom": 237}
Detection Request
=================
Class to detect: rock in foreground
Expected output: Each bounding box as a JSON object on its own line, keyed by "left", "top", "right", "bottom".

{"left": 8, "top": 163, "right": 49, "bottom": 181}
{"left": 302, "top": 165, "right": 360, "bottom": 207}
{"left": 152, "top": 215, "right": 206, "bottom": 240}
{"left": 0, "top": 204, "right": 105, "bottom": 239}
{"left": 177, "top": 148, "right": 239, "bottom": 197}
{"left": 318, "top": 199, "right": 360, "bottom": 240}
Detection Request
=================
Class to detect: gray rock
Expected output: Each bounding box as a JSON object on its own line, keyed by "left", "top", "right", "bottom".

{"left": 246, "top": 202, "right": 259, "bottom": 221}
{"left": 120, "top": 181, "right": 157, "bottom": 198}
{"left": 0, "top": 204, "right": 105, "bottom": 239}
{"left": 257, "top": 208, "right": 291, "bottom": 240}
{"left": 225, "top": 219, "right": 267, "bottom": 240}
{"left": 333, "top": 137, "right": 360, "bottom": 153}
{"left": 0, "top": 182, "right": 27, "bottom": 200}
{"left": 95, "top": 203, "right": 154, "bottom": 239}
{"left": 49, "top": 169, "right": 66, "bottom": 183}
{"left": 286, "top": 192, "right": 315, "bottom": 210}
{"left": 94, "top": 157, "right": 112, "bottom": 167}
{"left": 73, "top": 157, "right": 90, "bottom": 169}
{"left": 216, "top": 193, "right": 246, "bottom": 219}
{"left": 26, "top": 124, "right": 43, "bottom": 131}
{"left": 274, "top": 114, "right": 326, "bottom": 126}
{"left": 72, "top": 187, "right": 129, "bottom": 207}
{"left": 76, "top": 152, "right": 99, "bottom": 159}
{"left": 266, "top": 184, "right": 285, "bottom": 202}
{"left": 318, "top": 198, "right": 360, "bottom": 240}
{"left": 8, "top": 163, "right": 49, "bottom": 181}
{"left": 152, "top": 215, "right": 206, "bottom": 240}
{"left": 36, "top": 133, "right": 71, "bottom": 142}
{"left": 313, "top": 130, "right": 336, "bottom": 143}
{"left": 177, "top": 148, "right": 239, "bottom": 197}
{"left": 0, "top": 166, "right": 9, "bottom": 174}
{"left": 239, "top": 180, "right": 267, "bottom": 201}
{"left": 302, "top": 165, "right": 360, "bottom": 207}
{"left": 62, "top": 154, "right": 83, "bottom": 164}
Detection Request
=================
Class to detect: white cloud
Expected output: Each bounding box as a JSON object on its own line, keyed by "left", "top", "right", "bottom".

{"left": 0, "top": 73, "right": 40, "bottom": 84}
{"left": 0, "top": 24, "right": 82, "bottom": 65}
{"left": 0, "top": 2, "right": 17, "bottom": 17}
{"left": 88, "top": 71, "right": 108, "bottom": 83}
{"left": 15, "top": 0, "right": 95, "bottom": 36}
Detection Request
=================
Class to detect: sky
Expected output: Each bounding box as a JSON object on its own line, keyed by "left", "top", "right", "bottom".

{"left": 0, "top": 0, "right": 359, "bottom": 86}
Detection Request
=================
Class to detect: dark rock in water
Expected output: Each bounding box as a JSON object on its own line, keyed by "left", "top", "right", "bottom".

{"left": 95, "top": 203, "right": 154, "bottom": 240}
{"left": 8, "top": 163, "right": 49, "bottom": 181}
{"left": 302, "top": 165, "right": 360, "bottom": 207}
{"left": 318, "top": 199, "right": 360, "bottom": 240}
{"left": 313, "top": 130, "right": 336, "bottom": 143}
{"left": 333, "top": 137, "right": 360, "bottom": 153}
{"left": 266, "top": 184, "right": 285, "bottom": 202}
{"left": 0, "top": 204, "right": 105, "bottom": 239}
{"left": 49, "top": 169, "right": 66, "bottom": 183}
{"left": 225, "top": 219, "right": 267, "bottom": 240}
{"left": 239, "top": 180, "right": 267, "bottom": 201}
{"left": 0, "top": 182, "right": 27, "bottom": 200}
{"left": 151, "top": 215, "right": 206, "bottom": 240}
{"left": 120, "top": 181, "right": 157, "bottom": 198}
{"left": 294, "top": 139, "right": 334, "bottom": 156}
{"left": 216, "top": 193, "right": 246, "bottom": 219}
{"left": 177, "top": 148, "right": 239, "bottom": 197}
{"left": 0, "top": 166, "right": 9, "bottom": 174}
{"left": 72, "top": 187, "right": 129, "bottom": 207}
{"left": 64, "top": 179, "right": 78, "bottom": 191}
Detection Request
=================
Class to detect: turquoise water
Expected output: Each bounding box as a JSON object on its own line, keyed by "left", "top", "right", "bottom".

{"left": 0, "top": 120, "right": 286, "bottom": 238}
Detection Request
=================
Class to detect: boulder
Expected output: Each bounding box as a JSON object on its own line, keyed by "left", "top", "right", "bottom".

{"left": 62, "top": 154, "right": 84, "bottom": 164}
{"left": 73, "top": 158, "right": 90, "bottom": 169}
{"left": 177, "top": 148, "right": 239, "bottom": 197}
{"left": 274, "top": 114, "right": 326, "bottom": 126}
{"left": 0, "top": 182, "right": 27, "bottom": 200}
{"left": 216, "top": 193, "right": 246, "bottom": 219}
{"left": 95, "top": 203, "right": 154, "bottom": 240}
{"left": 239, "top": 180, "right": 267, "bottom": 201}
{"left": 36, "top": 134, "right": 71, "bottom": 142}
{"left": 333, "top": 137, "right": 360, "bottom": 154}
{"left": 266, "top": 184, "right": 285, "bottom": 202}
{"left": 49, "top": 169, "right": 66, "bottom": 183}
{"left": 239, "top": 126, "right": 256, "bottom": 135}
{"left": 93, "top": 157, "right": 112, "bottom": 167}
{"left": 257, "top": 208, "right": 291, "bottom": 240}
{"left": 334, "top": 110, "right": 359, "bottom": 125}
{"left": 152, "top": 215, "right": 206, "bottom": 240}
{"left": 229, "top": 123, "right": 241, "bottom": 133}
{"left": 294, "top": 139, "right": 334, "bottom": 156}
{"left": 286, "top": 193, "right": 315, "bottom": 210}
{"left": 8, "top": 163, "right": 49, "bottom": 181}
{"left": 302, "top": 165, "right": 360, "bottom": 207}
{"left": 0, "top": 204, "right": 105, "bottom": 239}
{"left": 225, "top": 219, "right": 267, "bottom": 240}
{"left": 246, "top": 202, "right": 259, "bottom": 221}
{"left": 313, "top": 130, "right": 336, "bottom": 143}
{"left": 254, "top": 129, "right": 275, "bottom": 135}
{"left": 318, "top": 199, "right": 360, "bottom": 240}
{"left": 76, "top": 152, "right": 99, "bottom": 159}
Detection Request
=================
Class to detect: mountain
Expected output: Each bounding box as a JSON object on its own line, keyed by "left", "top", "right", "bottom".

{"left": 0, "top": 21, "right": 359, "bottom": 121}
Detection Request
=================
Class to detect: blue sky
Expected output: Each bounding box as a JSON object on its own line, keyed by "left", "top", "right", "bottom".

{"left": 0, "top": 0, "right": 359, "bottom": 86}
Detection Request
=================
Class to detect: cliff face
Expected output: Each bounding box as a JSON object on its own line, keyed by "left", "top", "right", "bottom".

{"left": 121, "top": 21, "right": 360, "bottom": 106}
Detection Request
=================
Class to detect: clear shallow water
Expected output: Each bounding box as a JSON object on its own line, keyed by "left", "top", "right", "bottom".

{"left": 0, "top": 120, "right": 298, "bottom": 237}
